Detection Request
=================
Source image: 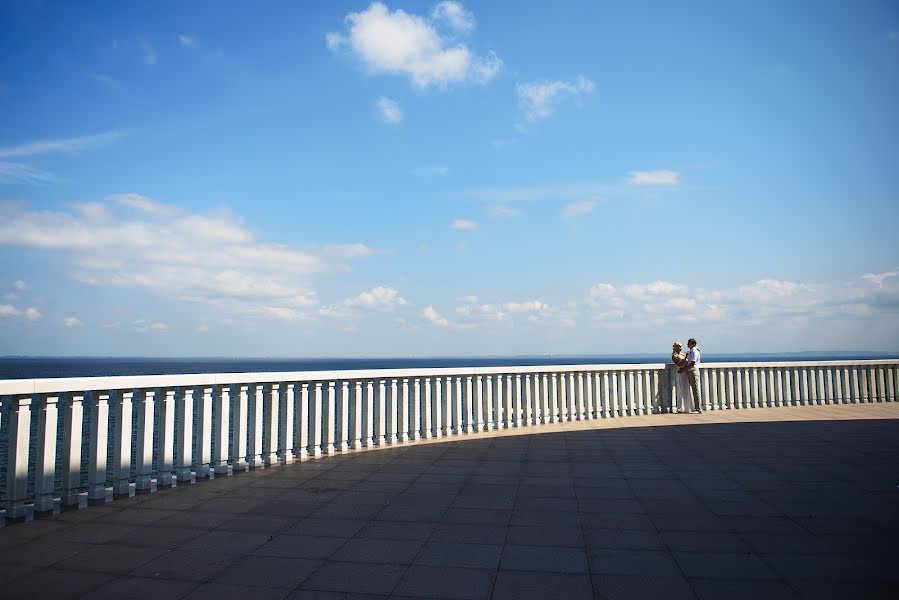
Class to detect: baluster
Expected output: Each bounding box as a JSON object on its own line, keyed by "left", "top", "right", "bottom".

{"left": 396, "top": 378, "right": 408, "bottom": 443}
{"left": 432, "top": 376, "right": 444, "bottom": 437}
{"left": 802, "top": 368, "right": 812, "bottom": 406}
{"left": 576, "top": 372, "right": 586, "bottom": 419}
{"left": 339, "top": 380, "right": 350, "bottom": 450}
{"left": 750, "top": 369, "right": 759, "bottom": 409}
{"left": 502, "top": 374, "right": 513, "bottom": 428}
{"left": 877, "top": 367, "right": 886, "bottom": 403}
{"left": 247, "top": 384, "right": 264, "bottom": 466}
{"left": 626, "top": 371, "right": 636, "bottom": 416}
{"left": 281, "top": 383, "right": 296, "bottom": 462}
{"left": 849, "top": 367, "right": 860, "bottom": 404}
{"left": 700, "top": 369, "right": 710, "bottom": 411}
{"left": 374, "top": 378, "right": 387, "bottom": 444}
{"left": 649, "top": 370, "right": 658, "bottom": 415}
{"left": 35, "top": 394, "right": 61, "bottom": 512}
{"left": 524, "top": 373, "right": 533, "bottom": 426}
{"left": 387, "top": 378, "right": 399, "bottom": 444}
{"left": 584, "top": 372, "right": 594, "bottom": 419}
{"left": 734, "top": 368, "right": 744, "bottom": 409}
{"left": 423, "top": 377, "right": 433, "bottom": 439}
{"left": 454, "top": 376, "right": 464, "bottom": 434}
{"left": 863, "top": 367, "right": 873, "bottom": 403}
{"left": 596, "top": 371, "right": 612, "bottom": 419}
{"left": 635, "top": 371, "right": 644, "bottom": 415}
{"left": 352, "top": 381, "right": 364, "bottom": 448}
{"left": 757, "top": 368, "right": 767, "bottom": 408}
{"left": 833, "top": 368, "right": 844, "bottom": 404}
{"left": 4, "top": 395, "right": 33, "bottom": 519}
{"left": 412, "top": 378, "right": 422, "bottom": 440}
{"left": 474, "top": 375, "right": 484, "bottom": 432}
{"left": 311, "top": 382, "right": 324, "bottom": 457}
{"left": 610, "top": 371, "right": 620, "bottom": 417}
{"left": 447, "top": 376, "right": 457, "bottom": 435}
{"left": 295, "top": 383, "right": 309, "bottom": 460}
{"left": 264, "top": 383, "right": 281, "bottom": 464}
{"left": 540, "top": 373, "right": 550, "bottom": 422}
{"left": 87, "top": 391, "right": 113, "bottom": 501}
{"left": 816, "top": 367, "right": 826, "bottom": 405}
{"left": 513, "top": 374, "right": 523, "bottom": 427}
{"left": 62, "top": 392, "right": 89, "bottom": 504}
{"left": 213, "top": 385, "right": 232, "bottom": 474}
{"left": 493, "top": 374, "right": 504, "bottom": 429}
{"left": 196, "top": 386, "right": 213, "bottom": 477}
{"left": 232, "top": 384, "right": 249, "bottom": 470}
{"left": 716, "top": 369, "right": 725, "bottom": 409}
{"left": 323, "top": 380, "right": 337, "bottom": 454}
{"left": 724, "top": 369, "right": 733, "bottom": 409}
{"left": 157, "top": 388, "right": 176, "bottom": 486}
{"left": 559, "top": 373, "right": 570, "bottom": 421}
{"left": 886, "top": 366, "right": 896, "bottom": 402}
{"left": 464, "top": 375, "right": 474, "bottom": 433}
{"left": 364, "top": 380, "right": 375, "bottom": 447}
{"left": 176, "top": 387, "right": 195, "bottom": 483}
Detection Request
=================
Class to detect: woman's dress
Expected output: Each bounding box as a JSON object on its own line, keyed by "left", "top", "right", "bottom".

{"left": 672, "top": 351, "right": 694, "bottom": 412}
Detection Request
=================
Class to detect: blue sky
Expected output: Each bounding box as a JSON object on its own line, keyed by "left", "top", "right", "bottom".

{"left": 1, "top": 1, "right": 898, "bottom": 357}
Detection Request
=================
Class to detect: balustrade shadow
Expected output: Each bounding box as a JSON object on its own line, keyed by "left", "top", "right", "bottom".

{"left": 0, "top": 415, "right": 897, "bottom": 599}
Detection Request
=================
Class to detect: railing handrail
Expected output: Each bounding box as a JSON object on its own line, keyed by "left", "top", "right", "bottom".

{"left": 0, "top": 358, "right": 896, "bottom": 395}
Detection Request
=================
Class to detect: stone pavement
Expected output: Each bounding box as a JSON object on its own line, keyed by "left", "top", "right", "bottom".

{"left": 0, "top": 403, "right": 897, "bottom": 600}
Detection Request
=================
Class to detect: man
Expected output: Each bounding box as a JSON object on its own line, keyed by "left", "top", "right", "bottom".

{"left": 679, "top": 337, "right": 703, "bottom": 413}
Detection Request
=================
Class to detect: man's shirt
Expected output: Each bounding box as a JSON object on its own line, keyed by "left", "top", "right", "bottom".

{"left": 686, "top": 347, "right": 701, "bottom": 369}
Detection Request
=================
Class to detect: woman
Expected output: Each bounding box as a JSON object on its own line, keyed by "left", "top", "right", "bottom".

{"left": 671, "top": 342, "right": 694, "bottom": 413}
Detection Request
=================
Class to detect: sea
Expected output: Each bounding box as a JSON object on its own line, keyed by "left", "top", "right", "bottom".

{"left": 1, "top": 352, "right": 898, "bottom": 379}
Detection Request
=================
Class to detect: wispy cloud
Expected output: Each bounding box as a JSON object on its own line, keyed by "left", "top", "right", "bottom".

{"left": 411, "top": 164, "right": 449, "bottom": 177}
{"left": 489, "top": 205, "right": 519, "bottom": 218}
{"left": 562, "top": 199, "right": 597, "bottom": 218}
{"left": 0, "top": 162, "right": 59, "bottom": 184}
{"left": 64, "top": 317, "right": 82, "bottom": 327}
{"left": 422, "top": 306, "right": 449, "bottom": 327}
{"left": 0, "top": 130, "right": 124, "bottom": 159}
{"left": 627, "top": 169, "right": 680, "bottom": 185}
{"left": 517, "top": 75, "right": 594, "bottom": 127}
{"left": 139, "top": 39, "right": 157, "bottom": 65}
{"left": 375, "top": 96, "right": 403, "bottom": 124}
{"left": 327, "top": 1, "right": 501, "bottom": 89}
{"left": 88, "top": 72, "right": 119, "bottom": 90}
{"left": 452, "top": 218, "right": 477, "bottom": 231}
{"left": 0, "top": 195, "right": 380, "bottom": 321}
{"left": 319, "top": 286, "right": 409, "bottom": 319}
{"left": 177, "top": 34, "right": 196, "bottom": 49}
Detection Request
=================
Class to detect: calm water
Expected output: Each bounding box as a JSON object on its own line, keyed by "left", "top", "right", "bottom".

{"left": 1, "top": 353, "right": 897, "bottom": 379}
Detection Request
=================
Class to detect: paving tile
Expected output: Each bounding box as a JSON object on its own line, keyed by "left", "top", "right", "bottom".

{"left": 760, "top": 553, "right": 869, "bottom": 581}
{"left": 356, "top": 521, "right": 435, "bottom": 541}
{"left": 588, "top": 548, "right": 683, "bottom": 577}
{"left": 592, "top": 574, "right": 697, "bottom": 600}
{"left": 81, "top": 576, "right": 198, "bottom": 600}
{"left": 253, "top": 534, "right": 347, "bottom": 559}
{"left": 179, "top": 530, "right": 272, "bottom": 554}
{"left": 674, "top": 551, "right": 778, "bottom": 580}
{"left": 492, "top": 570, "right": 593, "bottom": 600}
{"left": 218, "top": 515, "right": 293, "bottom": 534}
{"left": 217, "top": 555, "right": 322, "bottom": 588}
{"left": 414, "top": 541, "right": 503, "bottom": 569}
{"left": 662, "top": 531, "right": 750, "bottom": 552}
{"left": 186, "top": 582, "right": 291, "bottom": 600}
{"left": 393, "top": 565, "right": 495, "bottom": 600}
{"left": 584, "top": 528, "right": 666, "bottom": 550}
{"left": 789, "top": 581, "right": 899, "bottom": 600}
{"left": 131, "top": 550, "right": 236, "bottom": 581}
{"left": 0, "top": 569, "right": 112, "bottom": 600}
{"left": 0, "top": 539, "right": 89, "bottom": 567}
{"left": 689, "top": 578, "right": 799, "bottom": 600}
{"left": 332, "top": 538, "right": 423, "bottom": 564}
{"left": 55, "top": 544, "right": 166, "bottom": 574}
{"left": 285, "top": 517, "right": 369, "bottom": 538}
{"left": 300, "top": 560, "right": 407, "bottom": 595}
{"left": 506, "top": 525, "right": 584, "bottom": 547}
{"left": 500, "top": 544, "right": 589, "bottom": 573}
{"left": 0, "top": 564, "right": 34, "bottom": 584}
{"left": 110, "top": 525, "right": 207, "bottom": 549}
{"left": 54, "top": 522, "right": 138, "bottom": 544}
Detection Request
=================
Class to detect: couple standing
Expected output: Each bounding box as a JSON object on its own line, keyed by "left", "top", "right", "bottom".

{"left": 672, "top": 338, "right": 703, "bottom": 413}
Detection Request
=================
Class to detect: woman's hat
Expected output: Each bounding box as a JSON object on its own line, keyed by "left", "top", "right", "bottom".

{"left": 672, "top": 341, "right": 681, "bottom": 347}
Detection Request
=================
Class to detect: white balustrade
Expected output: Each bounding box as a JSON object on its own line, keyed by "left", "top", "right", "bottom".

{"left": 2, "top": 359, "right": 897, "bottom": 522}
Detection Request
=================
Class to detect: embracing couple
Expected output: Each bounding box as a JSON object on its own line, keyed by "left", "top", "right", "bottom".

{"left": 671, "top": 338, "right": 703, "bottom": 413}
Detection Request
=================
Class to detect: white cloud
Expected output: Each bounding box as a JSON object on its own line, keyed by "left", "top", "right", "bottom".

{"left": 431, "top": 1, "right": 474, "bottom": 34}
{"left": 177, "top": 34, "right": 196, "bottom": 48}
{"left": 0, "top": 130, "right": 124, "bottom": 159}
{"left": 139, "top": 39, "right": 157, "bottom": 65}
{"left": 64, "top": 317, "right": 83, "bottom": 327}
{"left": 490, "top": 205, "right": 519, "bottom": 218}
{"left": 862, "top": 269, "right": 897, "bottom": 286}
{"left": 503, "top": 300, "right": 549, "bottom": 313}
{"left": 24, "top": 307, "right": 41, "bottom": 321}
{"left": 0, "top": 196, "right": 379, "bottom": 321}
{"left": 327, "top": 2, "right": 501, "bottom": 89}
{"left": 422, "top": 306, "right": 449, "bottom": 327}
{"left": 0, "top": 304, "right": 19, "bottom": 317}
{"left": 0, "top": 162, "right": 60, "bottom": 184}
{"left": 517, "top": 75, "right": 594, "bottom": 125}
{"left": 562, "top": 199, "right": 597, "bottom": 218}
{"left": 133, "top": 319, "right": 167, "bottom": 333}
{"left": 375, "top": 96, "right": 403, "bottom": 124}
{"left": 452, "top": 218, "right": 477, "bottom": 231}
{"left": 345, "top": 286, "right": 408, "bottom": 310}
{"left": 12, "top": 280, "right": 26, "bottom": 291}
{"left": 411, "top": 164, "right": 449, "bottom": 177}
{"left": 89, "top": 72, "right": 119, "bottom": 90}
{"left": 627, "top": 169, "right": 680, "bottom": 186}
